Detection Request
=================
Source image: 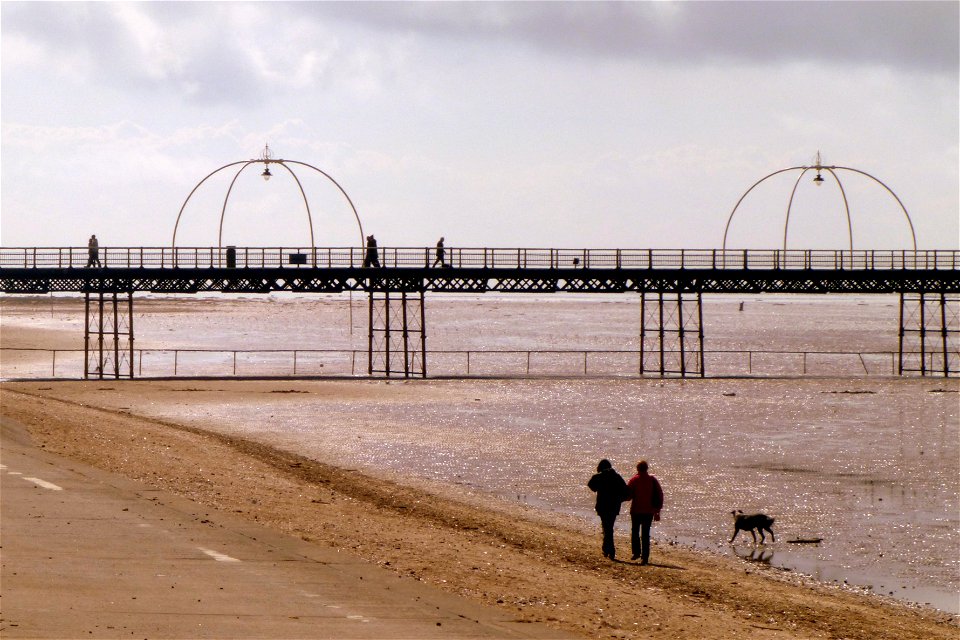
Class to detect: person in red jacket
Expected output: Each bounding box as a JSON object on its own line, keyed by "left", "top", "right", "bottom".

{"left": 626, "top": 460, "right": 664, "bottom": 564}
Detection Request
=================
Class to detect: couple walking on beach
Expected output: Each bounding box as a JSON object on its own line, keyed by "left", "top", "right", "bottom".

{"left": 588, "top": 459, "right": 663, "bottom": 564}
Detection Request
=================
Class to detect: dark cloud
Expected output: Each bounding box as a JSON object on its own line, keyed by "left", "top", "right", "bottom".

{"left": 310, "top": 1, "right": 958, "bottom": 74}
{"left": 2, "top": 0, "right": 954, "bottom": 112}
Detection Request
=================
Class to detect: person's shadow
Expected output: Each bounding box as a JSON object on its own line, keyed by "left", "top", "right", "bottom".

{"left": 610, "top": 558, "right": 685, "bottom": 570}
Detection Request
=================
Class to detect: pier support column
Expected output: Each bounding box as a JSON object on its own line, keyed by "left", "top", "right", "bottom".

{"left": 84, "top": 289, "right": 134, "bottom": 379}
{"left": 368, "top": 290, "right": 426, "bottom": 378}
{"left": 899, "top": 292, "right": 958, "bottom": 377}
{"left": 640, "top": 291, "right": 704, "bottom": 378}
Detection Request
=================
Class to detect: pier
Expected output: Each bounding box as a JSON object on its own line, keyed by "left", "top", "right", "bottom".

{"left": 2, "top": 246, "right": 958, "bottom": 380}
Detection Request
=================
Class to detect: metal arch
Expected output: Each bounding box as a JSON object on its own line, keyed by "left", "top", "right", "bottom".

{"left": 723, "top": 163, "right": 917, "bottom": 253}
{"left": 274, "top": 162, "right": 316, "bottom": 265}
{"left": 722, "top": 166, "right": 804, "bottom": 251}
{"left": 831, "top": 165, "right": 917, "bottom": 251}
{"left": 782, "top": 167, "right": 853, "bottom": 251}
{"left": 215, "top": 161, "right": 318, "bottom": 265}
{"left": 171, "top": 160, "right": 249, "bottom": 253}
{"left": 173, "top": 155, "right": 365, "bottom": 263}
{"left": 283, "top": 160, "right": 365, "bottom": 246}
{"left": 216, "top": 160, "right": 258, "bottom": 253}
{"left": 824, "top": 168, "right": 853, "bottom": 252}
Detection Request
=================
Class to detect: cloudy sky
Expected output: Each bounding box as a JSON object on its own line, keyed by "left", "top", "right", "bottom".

{"left": 2, "top": 1, "right": 957, "bottom": 251}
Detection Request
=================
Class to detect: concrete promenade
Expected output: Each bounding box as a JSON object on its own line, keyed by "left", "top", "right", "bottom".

{"left": 0, "top": 418, "right": 570, "bottom": 639}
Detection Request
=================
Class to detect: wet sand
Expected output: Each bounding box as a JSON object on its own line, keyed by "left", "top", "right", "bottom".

{"left": 2, "top": 382, "right": 957, "bottom": 640}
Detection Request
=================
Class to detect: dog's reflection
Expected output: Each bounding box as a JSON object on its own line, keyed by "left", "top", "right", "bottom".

{"left": 733, "top": 546, "right": 774, "bottom": 564}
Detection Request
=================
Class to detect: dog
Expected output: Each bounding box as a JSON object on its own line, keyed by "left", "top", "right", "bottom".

{"left": 730, "top": 510, "right": 775, "bottom": 544}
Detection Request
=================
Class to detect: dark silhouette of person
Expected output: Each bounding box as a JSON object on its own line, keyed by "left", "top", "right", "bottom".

{"left": 363, "top": 234, "right": 381, "bottom": 268}
{"left": 432, "top": 237, "right": 446, "bottom": 268}
{"left": 625, "top": 460, "right": 663, "bottom": 564}
{"left": 86, "top": 234, "right": 101, "bottom": 267}
{"left": 587, "top": 459, "right": 629, "bottom": 560}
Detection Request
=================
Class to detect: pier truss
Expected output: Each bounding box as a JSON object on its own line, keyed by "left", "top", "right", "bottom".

{"left": 2, "top": 247, "right": 958, "bottom": 379}
{"left": 899, "top": 293, "right": 959, "bottom": 377}
{"left": 368, "top": 286, "right": 426, "bottom": 379}
{"left": 640, "top": 292, "right": 704, "bottom": 377}
{"left": 84, "top": 289, "right": 134, "bottom": 379}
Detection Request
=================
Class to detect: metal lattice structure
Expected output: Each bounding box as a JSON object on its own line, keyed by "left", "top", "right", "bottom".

{"left": 2, "top": 246, "right": 959, "bottom": 379}
{"left": 640, "top": 292, "right": 704, "bottom": 378}
{"left": 368, "top": 289, "right": 426, "bottom": 378}
{"left": 84, "top": 289, "right": 134, "bottom": 379}
{"left": 899, "top": 293, "right": 959, "bottom": 377}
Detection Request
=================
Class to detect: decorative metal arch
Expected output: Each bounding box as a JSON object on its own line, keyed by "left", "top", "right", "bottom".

{"left": 171, "top": 146, "right": 365, "bottom": 265}
{"left": 722, "top": 154, "right": 917, "bottom": 252}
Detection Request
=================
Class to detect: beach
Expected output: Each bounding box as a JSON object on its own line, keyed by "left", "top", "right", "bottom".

{"left": 1, "top": 294, "right": 958, "bottom": 638}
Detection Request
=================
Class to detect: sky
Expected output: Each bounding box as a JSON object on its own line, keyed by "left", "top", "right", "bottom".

{"left": 1, "top": 1, "right": 957, "bottom": 251}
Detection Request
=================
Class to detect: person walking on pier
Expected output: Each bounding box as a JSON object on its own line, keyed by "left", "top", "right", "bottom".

{"left": 86, "top": 234, "right": 101, "bottom": 267}
{"left": 588, "top": 459, "right": 630, "bottom": 560}
{"left": 626, "top": 460, "right": 663, "bottom": 565}
{"left": 433, "top": 237, "right": 446, "bottom": 268}
{"left": 363, "top": 234, "right": 381, "bottom": 268}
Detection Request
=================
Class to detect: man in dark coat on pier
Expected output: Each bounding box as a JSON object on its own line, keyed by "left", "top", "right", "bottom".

{"left": 363, "top": 234, "right": 381, "bottom": 268}
{"left": 587, "top": 459, "right": 629, "bottom": 560}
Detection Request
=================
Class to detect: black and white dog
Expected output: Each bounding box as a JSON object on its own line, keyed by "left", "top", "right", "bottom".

{"left": 730, "top": 510, "right": 776, "bottom": 543}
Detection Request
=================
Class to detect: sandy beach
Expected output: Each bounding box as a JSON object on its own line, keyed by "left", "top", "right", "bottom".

{"left": 1, "top": 379, "right": 956, "bottom": 640}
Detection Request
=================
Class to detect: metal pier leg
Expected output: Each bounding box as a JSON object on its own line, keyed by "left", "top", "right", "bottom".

{"left": 97, "top": 292, "right": 105, "bottom": 379}
{"left": 420, "top": 290, "right": 427, "bottom": 379}
{"left": 898, "top": 293, "right": 905, "bottom": 376}
{"left": 113, "top": 292, "right": 120, "bottom": 379}
{"left": 919, "top": 292, "right": 926, "bottom": 376}
{"left": 384, "top": 290, "right": 391, "bottom": 378}
{"left": 128, "top": 293, "right": 135, "bottom": 379}
{"left": 368, "top": 291, "right": 374, "bottom": 375}
{"left": 639, "top": 292, "right": 646, "bottom": 376}
{"left": 941, "top": 292, "right": 949, "bottom": 378}
{"left": 678, "top": 292, "right": 686, "bottom": 377}
{"left": 658, "top": 291, "right": 665, "bottom": 377}
{"left": 84, "top": 292, "right": 91, "bottom": 379}
{"left": 402, "top": 292, "right": 410, "bottom": 378}
{"left": 697, "top": 292, "right": 705, "bottom": 378}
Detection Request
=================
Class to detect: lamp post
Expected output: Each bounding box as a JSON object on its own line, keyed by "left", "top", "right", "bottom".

{"left": 171, "top": 145, "right": 365, "bottom": 266}
{"left": 721, "top": 151, "right": 917, "bottom": 253}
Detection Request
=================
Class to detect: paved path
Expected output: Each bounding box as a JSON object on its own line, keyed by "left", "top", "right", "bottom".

{"left": 0, "top": 418, "right": 571, "bottom": 639}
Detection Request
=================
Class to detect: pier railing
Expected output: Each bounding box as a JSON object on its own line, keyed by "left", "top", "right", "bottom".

{"left": 1, "top": 247, "right": 957, "bottom": 271}
{"left": 0, "top": 346, "right": 923, "bottom": 379}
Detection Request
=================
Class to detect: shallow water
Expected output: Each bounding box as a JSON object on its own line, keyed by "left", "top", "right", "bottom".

{"left": 3, "top": 294, "right": 958, "bottom": 611}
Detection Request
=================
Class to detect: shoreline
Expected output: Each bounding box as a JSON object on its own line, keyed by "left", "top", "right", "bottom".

{"left": 2, "top": 382, "right": 956, "bottom": 640}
